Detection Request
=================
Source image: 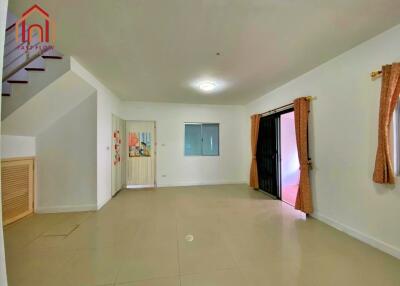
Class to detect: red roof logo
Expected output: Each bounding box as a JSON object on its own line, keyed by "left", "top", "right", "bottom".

{"left": 15, "top": 4, "right": 55, "bottom": 44}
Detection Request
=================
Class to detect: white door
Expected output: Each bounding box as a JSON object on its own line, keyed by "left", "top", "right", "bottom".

{"left": 126, "top": 121, "right": 156, "bottom": 187}
{"left": 112, "top": 115, "right": 125, "bottom": 196}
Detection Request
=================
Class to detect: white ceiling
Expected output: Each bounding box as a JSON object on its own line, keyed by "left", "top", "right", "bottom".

{"left": 9, "top": 0, "right": 400, "bottom": 105}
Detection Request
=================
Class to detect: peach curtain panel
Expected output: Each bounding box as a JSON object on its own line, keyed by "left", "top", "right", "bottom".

{"left": 373, "top": 64, "right": 400, "bottom": 184}
{"left": 249, "top": 114, "right": 261, "bottom": 189}
{"left": 294, "top": 97, "right": 313, "bottom": 214}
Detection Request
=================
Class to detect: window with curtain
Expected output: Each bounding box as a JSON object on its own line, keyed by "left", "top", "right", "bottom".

{"left": 184, "top": 123, "right": 219, "bottom": 156}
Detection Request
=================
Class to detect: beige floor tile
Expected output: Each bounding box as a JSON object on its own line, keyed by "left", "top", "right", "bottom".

{"left": 4, "top": 185, "right": 400, "bottom": 286}
{"left": 181, "top": 269, "right": 247, "bottom": 286}
{"left": 6, "top": 247, "right": 75, "bottom": 286}
{"left": 115, "top": 245, "right": 179, "bottom": 283}
{"left": 63, "top": 247, "right": 123, "bottom": 286}
{"left": 117, "top": 276, "right": 180, "bottom": 286}
{"left": 62, "top": 218, "right": 122, "bottom": 250}
{"left": 178, "top": 235, "right": 236, "bottom": 275}
{"left": 297, "top": 251, "right": 400, "bottom": 286}
{"left": 4, "top": 215, "right": 63, "bottom": 252}
{"left": 23, "top": 234, "right": 68, "bottom": 250}
{"left": 121, "top": 217, "right": 177, "bottom": 249}
{"left": 240, "top": 259, "right": 305, "bottom": 286}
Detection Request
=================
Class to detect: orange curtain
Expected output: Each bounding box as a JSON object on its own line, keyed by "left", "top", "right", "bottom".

{"left": 249, "top": 114, "right": 261, "bottom": 189}
{"left": 294, "top": 97, "right": 313, "bottom": 214}
{"left": 373, "top": 64, "right": 400, "bottom": 184}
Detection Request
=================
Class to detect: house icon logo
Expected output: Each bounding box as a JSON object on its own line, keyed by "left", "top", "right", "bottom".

{"left": 15, "top": 4, "right": 55, "bottom": 48}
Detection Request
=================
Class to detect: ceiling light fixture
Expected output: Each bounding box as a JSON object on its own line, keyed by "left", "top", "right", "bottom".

{"left": 189, "top": 78, "right": 228, "bottom": 94}
{"left": 198, "top": 81, "right": 217, "bottom": 92}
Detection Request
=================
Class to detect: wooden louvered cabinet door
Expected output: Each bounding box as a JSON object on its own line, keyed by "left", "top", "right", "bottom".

{"left": 1, "top": 158, "right": 34, "bottom": 225}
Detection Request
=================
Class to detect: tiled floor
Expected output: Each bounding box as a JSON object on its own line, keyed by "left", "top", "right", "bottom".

{"left": 4, "top": 184, "right": 400, "bottom": 286}
{"left": 281, "top": 184, "right": 298, "bottom": 207}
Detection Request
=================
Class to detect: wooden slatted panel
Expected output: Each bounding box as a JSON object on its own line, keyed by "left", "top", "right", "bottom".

{"left": 1, "top": 158, "right": 34, "bottom": 225}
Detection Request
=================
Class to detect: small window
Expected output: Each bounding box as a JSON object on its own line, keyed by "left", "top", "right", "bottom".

{"left": 185, "top": 123, "right": 219, "bottom": 156}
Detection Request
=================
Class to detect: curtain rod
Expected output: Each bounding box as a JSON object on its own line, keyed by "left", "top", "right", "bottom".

{"left": 260, "top": 96, "right": 314, "bottom": 117}
{"left": 371, "top": 62, "right": 400, "bottom": 79}
{"left": 261, "top": 103, "right": 293, "bottom": 117}
{"left": 371, "top": 70, "right": 382, "bottom": 79}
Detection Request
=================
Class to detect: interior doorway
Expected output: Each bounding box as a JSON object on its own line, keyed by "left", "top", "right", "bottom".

{"left": 257, "top": 109, "right": 300, "bottom": 206}
{"left": 126, "top": 121, "right": 156, "bottom": 188}
{"left": 112, "top": 114, "right": 125, "bottom": 196}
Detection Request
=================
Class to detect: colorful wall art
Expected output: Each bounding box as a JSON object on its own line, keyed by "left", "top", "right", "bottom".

{"left": 113, "top": 130, "right": 122, "bottom": 165}
{"left": 128, "top": 131, "right": 152, "bottom": 157}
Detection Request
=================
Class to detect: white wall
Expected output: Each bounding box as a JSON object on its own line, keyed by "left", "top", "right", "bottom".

{"left": 71, "top": 58, "right": 121, "bottom": 209}
{"left": 36, "top": 95, "right": 97, "bottom": 213}
{"left": 120, "top": 102, "right": 247, "bottom": 187}
{"left": 1, "top": 135, "right": 35, "bottom": 159}
{"left": 0, "top": 0, "right": 9, "bottom": 284}
{"left": 246, "top": 24, "right": 400, "bottom": 258}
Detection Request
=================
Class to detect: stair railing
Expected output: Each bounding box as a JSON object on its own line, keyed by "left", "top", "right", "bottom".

{"left": 2, "top": 22, "right": 52, "bottom": 82}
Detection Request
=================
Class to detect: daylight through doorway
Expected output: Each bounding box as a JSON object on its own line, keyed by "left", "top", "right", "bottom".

{"left": 280, "top": 111, "right": 300, "bottom": 206}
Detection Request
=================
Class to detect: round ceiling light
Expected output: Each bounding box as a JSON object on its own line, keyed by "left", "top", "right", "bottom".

{"left": 189, "top": 78, "right": 228, "bottom": 94}
{"left": 198, "top": 81, "right": 217, "bottom": 92}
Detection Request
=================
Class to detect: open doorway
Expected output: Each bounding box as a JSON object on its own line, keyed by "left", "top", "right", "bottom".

{"left": 257, "top": 109, "right": 300, "bottom": 206}
{"left": 125, "top": 121, "right": 156, "bottom": 188}
{"left": 280, "top": 111, "right": 300, "bottom": 206}
{"left": 112, "top": 114, "right": 126, "bottom": 196}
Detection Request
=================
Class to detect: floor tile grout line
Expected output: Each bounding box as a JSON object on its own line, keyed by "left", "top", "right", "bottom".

{"left": 115, "top": 274, "right": 180, "bottom": 286}
{"left": 10, "top": 211, "right": 95, "bottom": 251}
{"left": 11, "top": 215, "right": 70, "bottom": 250}
{"left": 175, "top": 205, "right": 182, "bottom": 286}
{"left": 218, "top": 212, "right": 250, "bottom": 284}
{"left": 112, "top": 219, "right": 143, "bottom": 285}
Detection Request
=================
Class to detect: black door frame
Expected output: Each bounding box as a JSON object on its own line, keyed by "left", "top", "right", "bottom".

{"left": 257, "top": 107, "right": 295, "bottom": 201}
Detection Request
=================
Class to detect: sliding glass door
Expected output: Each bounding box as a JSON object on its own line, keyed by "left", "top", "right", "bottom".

{"left": 257, "top": 108, "right": 299, "bottom": 205}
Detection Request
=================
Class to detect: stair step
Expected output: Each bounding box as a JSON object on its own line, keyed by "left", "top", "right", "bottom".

{"left": 5, "top": 31, "right": 41, "bottom": 59}
{"left": 7, "top": 69, "right": 28, "bottom": 83}
{"left": 42, "top": 49, "right": 63, "bottom": 59}
{"left": 25, "top": 57, "right": 45, "bottom": 71}
{"left": 6, "top": 12, "right": 17, "bottom": 31}
{"left": 1, "top": 82, "right": 11, "bottom": 96}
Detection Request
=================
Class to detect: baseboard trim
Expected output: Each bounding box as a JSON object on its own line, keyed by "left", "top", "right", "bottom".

{"left": 36, "top": 204, "right": 97, "bottom": 214}
{"left": 311, "top": 211, "right": 400, "bottom": 260}
{"left": 126, "top": 184, "right": 155, "bottom": 189}
{"left": 97, "top": 197, "right": 111, "bottom": 210}
{"left": 157, "top": 181, "right": 247, "bottom": 188}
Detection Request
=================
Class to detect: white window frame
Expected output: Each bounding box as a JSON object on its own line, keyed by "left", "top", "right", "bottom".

{"left": 184, "top": 122, "right": 220, "bottom": 157}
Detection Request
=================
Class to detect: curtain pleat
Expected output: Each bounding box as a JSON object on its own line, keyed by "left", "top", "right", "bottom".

{"left": 373, "top": 64, "right": 400, "bottom": 184}
{"left": 294, "top": 97, "right": 313, "bottom": 214}
{"left": 249, "top": 114, "right": 261, "bottom": 189}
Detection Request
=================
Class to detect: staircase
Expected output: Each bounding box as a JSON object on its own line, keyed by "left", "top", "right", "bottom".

{"left": 2, "top": 11, "right": 64, "bottom": 98}
{"left": 1, "top": 12, "right": 97, "bottom": 137}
